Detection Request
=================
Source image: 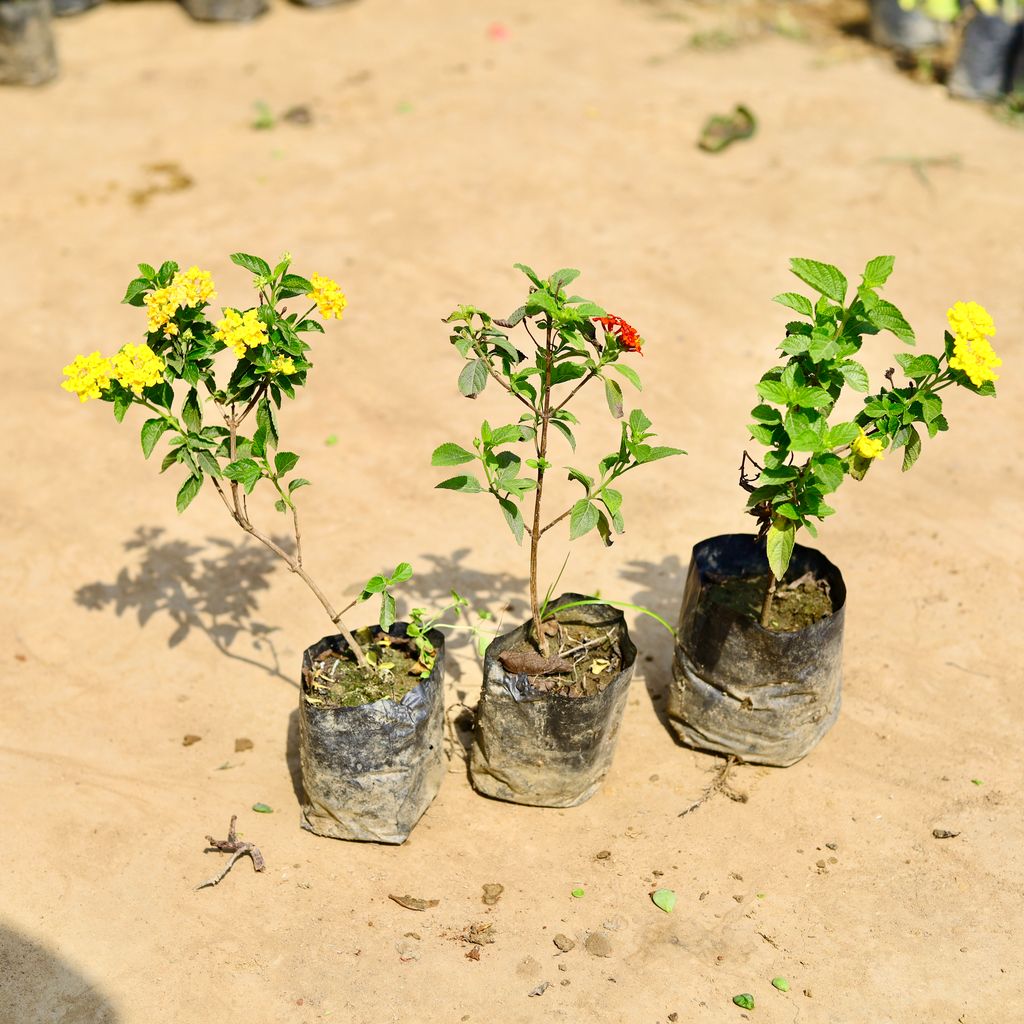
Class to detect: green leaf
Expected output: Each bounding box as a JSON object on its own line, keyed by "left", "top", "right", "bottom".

{"left": 274, "top": 451, "right": 299, "bottom": 475}
{"left": 499, "top": 497, "right": 525, "bottom": 544}
{"left": 512, "top": 262, "right": 541, "bottom": 286}
{"left": 839, "top": 360, "right": 870, "bottom": 392}
{"left": 634, "top": 445, "right": 685, "bottom": 463}
{"left": 862, "top": 255, "right": 895, "bottom": 289}
{"left": 766, "top": 518, "right": 796, "bottom": 581}
{"left": 569, "top": 499, "right": 600, "bottom": 539}
{"left": 182, "top": 389, "right": 202, "bottom": 433}
{"left": 732, "top": 994, "right": 755, "bottom": 1011}
{"left": 651, "top": 889, "right": 676, "bottom": 913}
{"left": 436, "top": 474, "right": 484, "bottom": 493}
{"left": 257, "top": 398, "right": 278, "bottom": 451}
{"left": 789, "top": 258, "right": 847, "bottom": 303}
{"left": 551, "top": 419, "right": 576, "bottom": 450}
{"left": 604, "top": 377, "right": 624, "bottom": 419}
{"left": 772, "top": 291, "right": 813, "bottom": 317}
{"left": 524, "top": 290, "right": 557, "bottom": 316}
{"left": 458, "top": 359, "right": 489, "bottom": 398}
{"left": 112, "top": 386, "right": 133, "bottom": 423}
{"left": 156, "top": 260, "right": 178, "bottom": 285}
{"left": 792, "top": 385, "right": 832, "bottom": 410}
{"left": 550, "top": 267, "right": 581, "bottom": 288}
{"left": 379, "top": 592, "right": 397, "bottom": 631}
{"left": 902, "top": 425, "right": 922, "bottom": 472}
{"left": 140, "top": 418, "right": 169, "bottom": 459}
{"left": 361, "top": 575, "right": 388, "bottom": 596}
{"left": 868, "top": 300, "right": 915, "bottom": 344}
{"left": 159, "top": 449, "right": 180, "bottom": 474}
{"left": 895, "top": 353, "right": 940, "bottom": 378}
{"left": 137, "top": 262, "right": 156, "bottom": 279}
{"left": 826, "top": 421, "right": 860, "bottom": 447}
{"left": 489, "top": 424, "right": 523, "bottom": 446}
{"left": 175, "top": 474, "right": 203, "bottom": 513}
{"left": 223, "top": 458, "right": 262, "bottom": 493}
{"left": 391, "top": 562, "right": 413, "bottom": 583}
{"left": 628, "top": 408, "right": 652, "bottom": 435}
{"left": 756, "top": 378, "right": 789, "bottom": 404}
{"left": 772, "top": 977, "right": 790, "bottom": 993}
{"left": 918, "top": 394, "right": 942, "bottom": 423}
{"left": 274, "top": 498, "right": 288, "bottom": 513}
{"left": 122, "top": 277, "right": 150, "bottom": 307}
{"left": 289, "top": 477, "right": 311, "bottom": 493}
{"left": 431, "top": 442, "right": 476, "bottom": 466}
{"left": 230, "top": 252, "right": 272, "bottom": 277}
{"left": 609, "top": 363, "right": 642, "bottom": 390}
{"left": 280, "top": 273, "right": 312, "bottom": 294}
{"left": 251, "top": 803, "right": 273, "bottom": 814}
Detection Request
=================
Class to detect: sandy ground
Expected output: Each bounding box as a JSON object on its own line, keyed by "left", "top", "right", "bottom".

{"left": 2, "top": 0, "right": 1023, "bottom": 1021}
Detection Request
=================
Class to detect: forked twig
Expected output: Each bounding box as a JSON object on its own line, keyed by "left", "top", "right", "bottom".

{"left": 196, "top": 815, "right": 266, "bottom": 890}
{"left": 679, "top": 756, "right": 747, "bottom": 818}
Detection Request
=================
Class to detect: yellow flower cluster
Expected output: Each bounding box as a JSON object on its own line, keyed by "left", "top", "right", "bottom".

{"left": 947, "top": 300, "right": 1000, "bottom": 387}
{"left": 269, "top": 355, "right": 296, "bottom": 375}
{"left": 213, "top": 308, "right": 268, "bottom": 358}
{"left": 852, "top": 427, "right": 885, "bottom": 461}
{"left": 61, "top": 352, "right": 113, "bottom": 402}
{"left": 112, "top": 343, "right": 166, "bottom": 396}
{"left": 144, "top": 267, "right": 217, "bottom": 337}
{"left": 307, "top": 273, "right": 347, "bottom": 320}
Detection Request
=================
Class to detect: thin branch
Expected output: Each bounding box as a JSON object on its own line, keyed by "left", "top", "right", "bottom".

{"left": 552, "top": 367, "right": 600, "bottom": 414}
{"left": 195, "top": 815, "right": 266, "bottom": 890}
{"left": 679, "top": 756, "right": 747, "bottom": 818}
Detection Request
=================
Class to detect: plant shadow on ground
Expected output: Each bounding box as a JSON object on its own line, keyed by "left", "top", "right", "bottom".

{"left": 74, "top": 525, "right": 294, "bottom": 688}
{"left": 621, "top": 553, "right": 688, "bottom": 737}
{"left": 0, "top": 920, "right": 120, "bottom": 1023}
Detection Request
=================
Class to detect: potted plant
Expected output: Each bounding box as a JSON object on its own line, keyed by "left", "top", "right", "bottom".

{"left": 61, "top": 253, "right": 455, "bottom": 844}
{"left": 668, "top": 255, "right": 1000, "bottom": 766}
{"left": 432, "top": 264, "right": 683, "bottom": 807}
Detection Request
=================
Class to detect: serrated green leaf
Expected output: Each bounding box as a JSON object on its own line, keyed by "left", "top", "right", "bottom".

{"left": 635, "top": 445, "right": 686, "bottom": 463}
{"left": 176, "top": 473, "right": 203, "bottom": 513}
{"left": 862, "top": 255, "right": 895, "bottom": 289}
{"left": 766, "top": 518, "right": 796, "bottom": 582}
{"left": 458, "top": 359, "right": 489, "bottom": 398}
{"left": 223, "top": 458, "right": 262, "bottom": 493}
{"left": 789, "top": 258, "right": 847, "bottom": 303}
{"left": 122, "top": 277, "right": 150, "bottom": 307}
{"left": 826, "top": 421, "right": 860, "bottom": 447}
{"left": 181, "top": 389, "right": 202, "bottom": 433}
{"left": 772, "top": 291, "right": 814, "bottom": 317}
{"left": 895, "top": 353, "right": 939, "bottom": 378}
{"left": 839, "top": 360, "right": 870, "bottom": 392}
{"left": 230, "top": 252, "right": 272, "bottom": 277}
{"left": 756, "top": 378, "right": 789, "bottom": 404}
{"left": 569, "top": 499, "right": 599, "bottom": 539}
{"left": 289, "top": 477, "right": 311, "bottom": 493}
{"left": 140, "top": 418, "right": 170, "bottom": 459}
{"left": 550, "top": 267, "right": 581, "bottom": 288}
{"left": 432, "top": 442, "right": 476, "bottom": 466}
{"left": 902, "top": 425, "right": 922, "bottom": 471}
{"left": 256, "top": 398, "right": 278, "bottom": 451}
{"left": 868, "top": 299, "right": 915, "bottom": 344}
{"left": 512, "top": 262, "right": 541, "bottom": 286}
{"left": 274, "top": 498, "right": 288, "bottom": 513}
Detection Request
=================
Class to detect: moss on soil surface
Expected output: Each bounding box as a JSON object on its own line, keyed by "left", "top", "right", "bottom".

{"left": 306, "top": 637, "right": 426, "bottom": 709}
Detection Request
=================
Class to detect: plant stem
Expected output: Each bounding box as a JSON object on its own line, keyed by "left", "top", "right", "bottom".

{"left": 760, "top": 573, "right": 778, "bottom": 629}
{"left": 529, "top": 321, "right": 555, "bottom": 656}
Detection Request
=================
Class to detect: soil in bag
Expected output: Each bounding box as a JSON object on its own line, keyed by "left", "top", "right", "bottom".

{"left": 0, "top": 0, "right": 58, "bottom": 87}
{"left": 669, "top": 534, "right": 845, "bottom": 768}
{"left": 299, "top": 624, "right": 445, "bottom": 845}
{"left": 469, "top": 594, "right": 637, "bottom": 808}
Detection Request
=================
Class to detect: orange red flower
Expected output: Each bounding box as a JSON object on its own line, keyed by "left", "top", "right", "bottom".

{"left": 595, "top": 315, "right": 644, "bottom": 355}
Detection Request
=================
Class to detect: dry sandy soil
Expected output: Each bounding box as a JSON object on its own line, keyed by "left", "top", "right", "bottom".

{"left": 2, "top": 0, "right": 1022, "bottom": 1021}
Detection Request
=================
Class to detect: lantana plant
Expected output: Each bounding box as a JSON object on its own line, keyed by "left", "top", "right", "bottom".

{"left": 61, "top": 253, "right": 426, "bottom": 675}
{"left": 432, "top": 264, "right": 683, "bottom": 657}
{"left": 744, "top": 255, "right": 1000, "bottom": 625}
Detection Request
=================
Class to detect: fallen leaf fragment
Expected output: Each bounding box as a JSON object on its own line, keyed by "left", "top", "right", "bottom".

{"left": 932, "top": 829, "right": 961, "bottom": 839}
{"left": 733, "top": 993, "right": 755, "bottom": 1010}
{"left": 651, "top": 888, "right": 677, "bottom": 913}
{"left": 571, "top": 887, "right": 585, "bottom": 898}
{"left": 389, "top": 894, "right": 439, "bottom": 911}
{"left": 252, "top": 803, "right": 273, "bottom": 813}
{"left": 465, "top": 947, "right": 481, "bottom": 961}
{"left": 183, "top": 734, "right": 202, "bottom": 746}
{"left": 527, "top": 982, "right": 549, "bottom": 998}
{"left": 772, "top": 976, "right": 790, "bottom": 992}
{"left": 482, "top": 883, "right": 504, "bottom": 906}
{"left": 234, "top": 737, "right": 254, "bottom": 752}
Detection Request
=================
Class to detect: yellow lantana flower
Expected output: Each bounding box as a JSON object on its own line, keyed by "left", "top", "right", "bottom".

{"left": 143, "top": 267, "right": 216, "bottom": 337}
{"left": 307, "top": 273, "right": 347, "bottom": 320}
{"left": 61, "top": 352, "right": 112, "bottom": 402}
{"left": 145, "top": 285, "right": 182, "bottom": 337}
{"left": 175, "top": 266, "right": 216, "bottom": 307}
{"left": 213, "top": 308, "right": 268, "bottom": 358}
{"left": 269, "top": 355, "right": 296, "bottom": 375}
{"left": 112, "top": 343, "right": 165, "bottom": 396}
{"left": 852, "top": 427, "right": 886, "bottom": 460}
{"left": 947, "top": 300, "right": 1000, "bottom": 387}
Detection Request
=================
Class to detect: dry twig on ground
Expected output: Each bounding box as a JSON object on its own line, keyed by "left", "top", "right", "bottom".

{"left": 196, "top": 815, "right": 266, "bottom": 890}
